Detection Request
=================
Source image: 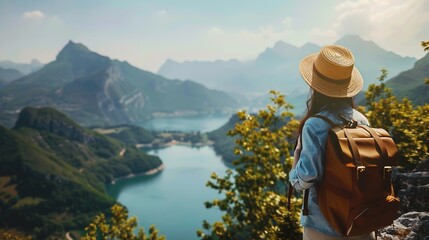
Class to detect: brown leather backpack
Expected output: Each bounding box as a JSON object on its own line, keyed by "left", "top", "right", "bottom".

{"left": 288, "top": 115, "right": 400, "bottom": 236}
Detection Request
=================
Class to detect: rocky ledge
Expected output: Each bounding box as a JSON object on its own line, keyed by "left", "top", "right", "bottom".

{"left": 379, "top": 212, "right": 429, "bottom": 240}
{"left": 380, "top": 159, "right": 429, "bottom": 239}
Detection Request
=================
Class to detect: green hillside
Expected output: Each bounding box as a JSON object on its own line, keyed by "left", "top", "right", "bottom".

{"left": 386, "top": 53, "right": 429, "bottom": 105}
{"left": 0, "top": 107, "right": 163, "bottom": 239}
{"left": 93, "top": 124, "right": 155, "bottom": 146}
{"left": 207, "top": 114, "right": 240, "bottom": 163}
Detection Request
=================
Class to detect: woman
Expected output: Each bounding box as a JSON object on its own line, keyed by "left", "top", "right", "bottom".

{"left": 288, "top": 45, "right": 375, "bottom": 239}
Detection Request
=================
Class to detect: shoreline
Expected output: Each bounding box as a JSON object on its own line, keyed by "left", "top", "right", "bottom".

{"left": 110, "top": 163, "right": 165, "bottom": 184}
{"left": 136, "top": 140, "right": 214, "bottom": 149}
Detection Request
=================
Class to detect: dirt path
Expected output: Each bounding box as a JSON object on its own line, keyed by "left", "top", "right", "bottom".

{"left": 119, "top": 147, "right": 126, "bottom": 156}
{"left": 66, "top": 232, "right": 73, "bottom": 240}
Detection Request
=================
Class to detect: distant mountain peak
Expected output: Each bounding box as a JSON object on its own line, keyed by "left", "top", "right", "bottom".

{"left": 165, "top": 59, "right": 180, "bottom": 64}
{"left": 56, "top": 41, "right": 93, "bottom": 61}
{"left": 65, "top": 40, "right": 90, "bottom": 52}
{"left": 335, "top": 35, "right": 377, "bottom": 48}
{"left": 301, "top": 42, "right": 318, "bottom": 48}
{"left": 338, "top": 34, "right": 364, "bottom": 42}
{"left": 300, "top": 42, "right": 320, "bottom": 52}
{"left": 30, "top": 59, "right": 42, "bottom": 65}
{"left": 335, "top": 35, "right": 417, "bottom": 61}
{"left": 272, "top": 40, "right": 298, "bottom": 51}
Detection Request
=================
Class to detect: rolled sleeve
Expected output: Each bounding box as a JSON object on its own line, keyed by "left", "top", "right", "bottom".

{"left": 289, "top": 122, "right": 324, "bottom": 190}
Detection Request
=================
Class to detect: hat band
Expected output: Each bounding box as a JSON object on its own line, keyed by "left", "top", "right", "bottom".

{"left": 313, "top": 65, "right": 351, "bottom": 84}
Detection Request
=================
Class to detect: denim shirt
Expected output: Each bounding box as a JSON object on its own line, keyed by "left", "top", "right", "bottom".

{"left": 288, "top": 107, "right": 369, "bottom": 236}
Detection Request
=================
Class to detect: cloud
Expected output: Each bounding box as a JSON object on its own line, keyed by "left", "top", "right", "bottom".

{"left": 156, "top": 10, "right": 168, "bottom": 17}
{"left": 311, "top": 0, "right": 429, "bottom": 57}
{"left": 23, "top": 10, "right": 46, "bottom": 19}
{"left": 282, "top": 17, "right": 293, "bottom": 29}
{"left": 208, "top": 27, "right": 224, "bottom": 35}
{"left": 310, "top": 28, "right": 338, "bottom": 44}
{"left": 200, "top": 19, "right": 297, "bottom": 61}
{"left": 211, "top": 17, "right": 295, "bottom": 45}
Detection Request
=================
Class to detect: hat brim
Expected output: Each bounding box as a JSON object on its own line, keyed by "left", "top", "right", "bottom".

{"left": 299, "top": 53, "right": 363, "bottom": 98}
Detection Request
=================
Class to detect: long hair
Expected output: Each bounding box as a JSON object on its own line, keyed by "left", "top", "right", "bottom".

{"left": 298, "top": 89, "right": 356, "bottom": 136}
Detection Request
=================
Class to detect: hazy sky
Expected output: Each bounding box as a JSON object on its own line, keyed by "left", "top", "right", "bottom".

{"left": 1, "top": 0, "right": 428, "bottom": 72}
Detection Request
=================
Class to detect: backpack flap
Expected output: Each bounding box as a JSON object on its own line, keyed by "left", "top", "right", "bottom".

{"left": 331, "top": 126, "right": 399, "bottom": 169}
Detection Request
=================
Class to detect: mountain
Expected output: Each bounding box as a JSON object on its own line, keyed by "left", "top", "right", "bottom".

{"left": 386, "top": 53, "right": 429, "bottom": 105}
{"left": 335, "top": 35, "right": 417, "bottom": 87}
{"left": 0, "top": 107, "right": 163, "bottom": 239}
{"left": 158, "top": 35, "right": 416, "bottom": 113}
{"left": 0, "top": 67, "right": 23, "bottom": 87}
{"left": 0, "top": 59, "right": 43, "bottom": 75}
{"left": 0, "top": 41, "right": 238, "bottom": 127}
{"left": 159, "top": 58, "right": 249, "bottom": 94}
{"left": 158, "top": 40, "right": 318, "bottom": 96}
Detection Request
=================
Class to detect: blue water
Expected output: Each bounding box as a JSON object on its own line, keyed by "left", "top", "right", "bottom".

{"left": 106, "top": 115, "right": 231, "bottom": 240}
{"left": 139, "top": 114, "right": 231, "bottom": 132}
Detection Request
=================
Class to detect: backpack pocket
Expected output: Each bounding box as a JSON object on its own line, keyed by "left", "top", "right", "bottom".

{"left": 318, "top": 180, "right": 351, "bottom": 235}
{"left": 346, "top": 195, "right": 400, "bottom": 236}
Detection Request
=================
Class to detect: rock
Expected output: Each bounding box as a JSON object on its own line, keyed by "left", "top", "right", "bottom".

{"left": 394, "top": 159, "right": 429, "bottom": 213}
{"left": 379, "top": 211, "right": 429, "bottom": 240}
{"left": 14, "top": 107, "right": 95, "bottom": 144}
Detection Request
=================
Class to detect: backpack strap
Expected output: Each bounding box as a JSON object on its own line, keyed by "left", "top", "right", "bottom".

{"left": 358, "top": 125, "right": 388, "bottom": 165}
{"left": 312, "top": 115, "right": 339, "bottom": 128}
{"left": 358, "top": 125, "right": 393, "bottom": 190}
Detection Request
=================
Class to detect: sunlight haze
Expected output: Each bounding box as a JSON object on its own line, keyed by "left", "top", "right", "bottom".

{"left": 1, "top": 0, "right": 428, "bottom": 72}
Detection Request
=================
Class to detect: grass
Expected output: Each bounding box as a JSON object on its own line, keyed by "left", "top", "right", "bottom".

{"left": 92, "top": 127, "right": 126, "bottom": 134}
{"left": 0, "top": 176, "right": 11, "bottom": 187}
{"left": 0, "top": 176, "right": 17, "bottom": 202}
{"left": 13, "top": 197, "right": 44, "bottom": 208}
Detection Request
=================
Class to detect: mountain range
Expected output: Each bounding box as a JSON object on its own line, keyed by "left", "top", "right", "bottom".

{"left": 0, "top": 67, "right": 24, "bottom": 88}
{"left": 0, "top": 41, "right": 238, "bottom": 128}
{"left": 158, "top": 35, "right": 418, "bottom": 111}
{"left": 0, "top": 107, "right": 162, "bottom": 239}
{"left": 0, "top": 59, "right": 43, "bottom": 75}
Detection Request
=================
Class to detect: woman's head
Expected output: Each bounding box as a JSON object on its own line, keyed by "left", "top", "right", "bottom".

{"left": 297, "top": 45, "right": 361, "bottom": 134}
{"left": 299, "top": 45, "right": 363, "bottom": 98}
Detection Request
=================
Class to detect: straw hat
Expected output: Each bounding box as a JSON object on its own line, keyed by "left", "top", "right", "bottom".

{"left": 299, "top": 45, "right": 363, "bottom": 98}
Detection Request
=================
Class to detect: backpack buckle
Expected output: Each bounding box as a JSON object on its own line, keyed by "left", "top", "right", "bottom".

{"left": 345, "top": 119, "right": 358, "bottom": 128}
{"left": 356, "top": 166, "right": 366, "bottom": 190}
{"left": 383, "top": 166, "right": 393, "bottom": 191}
{"left": 356, "top": 166, "right": 366, "bottom": 180}
{"left": 383, "top": 166, "right": 392, "bottom": 180}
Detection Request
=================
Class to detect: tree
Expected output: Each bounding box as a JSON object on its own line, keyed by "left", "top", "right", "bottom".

{"left": 422, "top": 41, "right": 429, "bottom": 52}
{"left": 364, "top": 69, "right": 429, "bottom": 169}
{"left": 198, "top": 91, "right": 302, "bottom": 240}
{"left": 81, "top": 204, "right": 165, "bottom": 240}
{"left": 422, "top": 41, "right": 429, "bottom": 84}
{"left": 0, "top": 231, "right": 32, "bottom": 240}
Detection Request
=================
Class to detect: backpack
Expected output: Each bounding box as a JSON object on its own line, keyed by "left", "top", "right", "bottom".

{"left": 288, "top": 115, "right": 400, "bottom": 236}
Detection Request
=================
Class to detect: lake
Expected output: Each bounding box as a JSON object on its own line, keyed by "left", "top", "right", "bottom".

{"left": 139, "top": 114, "right": 232, "bottom": 132}
{"left": 106, "top": 115, "right": 231, "bottom": 240}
